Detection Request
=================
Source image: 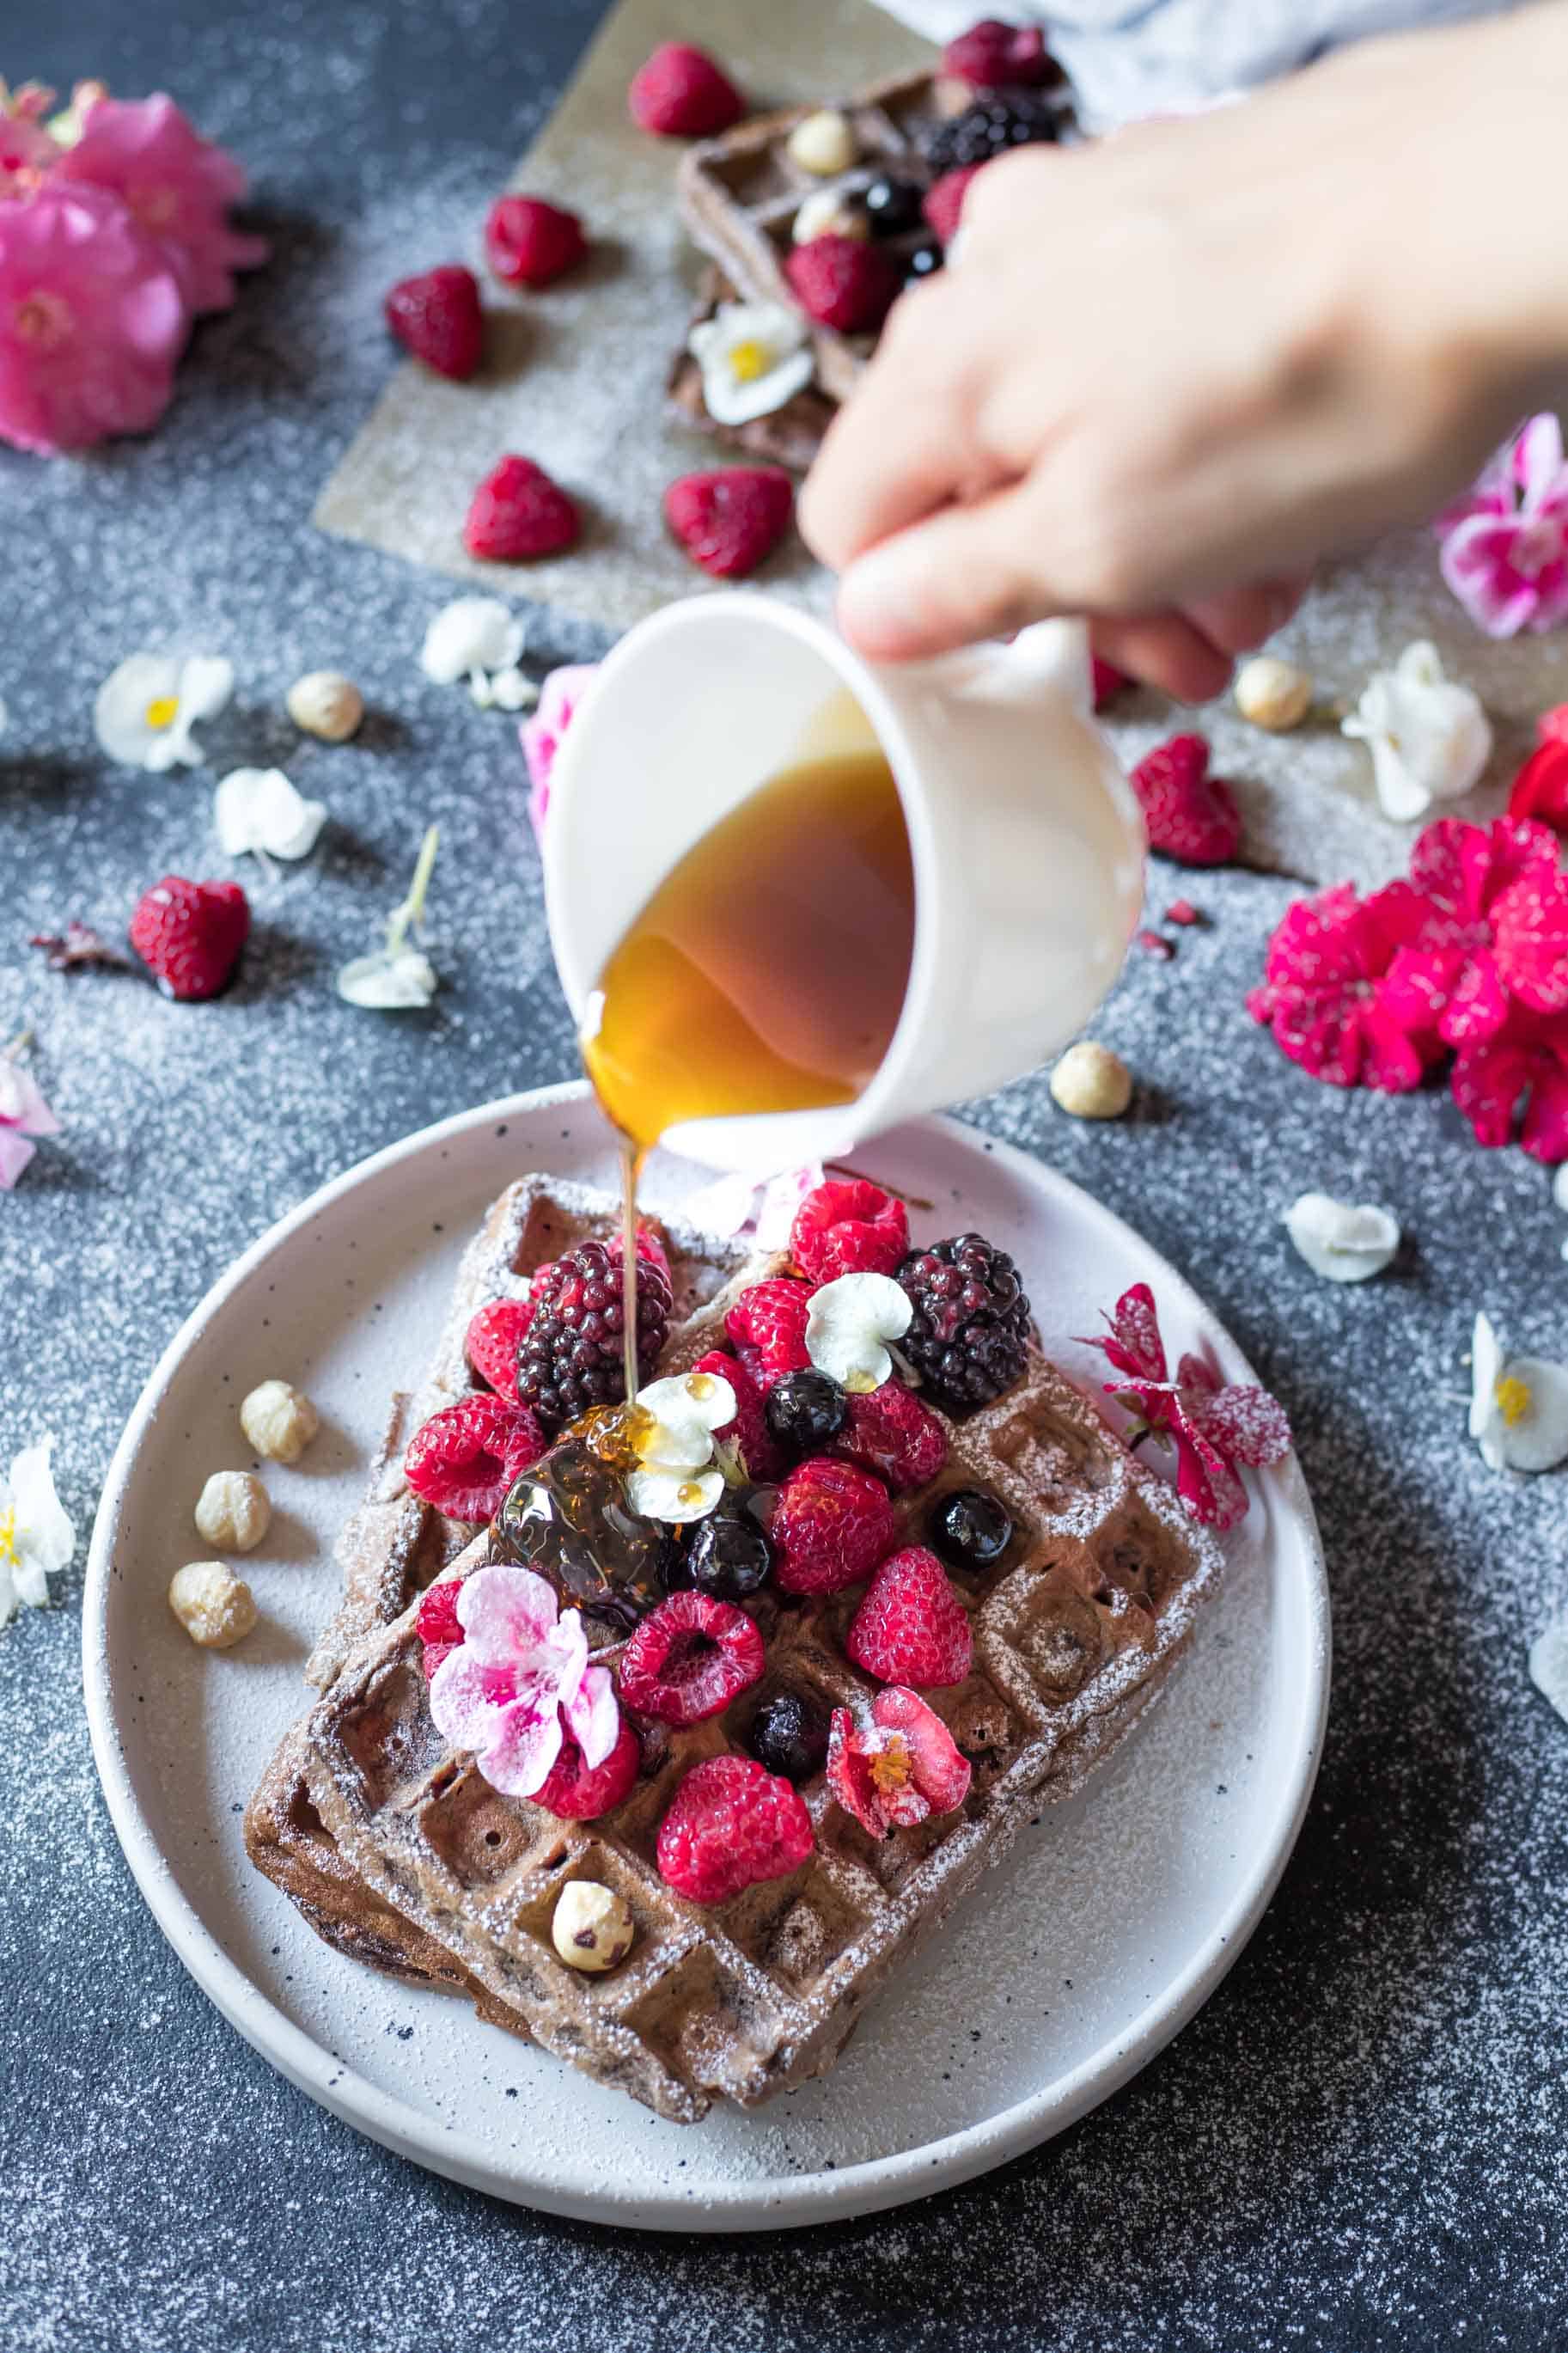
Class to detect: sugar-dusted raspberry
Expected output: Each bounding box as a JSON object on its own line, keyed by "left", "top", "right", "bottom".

{"left": 845, "top": 1546, "right": 972, "bottom": 1687}
{"left": 1129, "top": 733, "right": 1242, "bottom": 866}
{"left": 656, "top": 1754, "right": 814, "bottom": 1904}
{"left": 464, "top": 1297, "right": 535, "bottom": 1401}
{"left": 404, "top": 1393, "right": 546, "bottom": 1520}
{"left": 790, "top": 1178, "right": 909, "bottom": 1283}
{"left": 942, "top": 18, "right": 1062, "bottom": 89}
{"left": 129, "top": 875, "right": 250, "bottom": 1001}
{"left": 833, "top": 1381, "right": 948, "bottom": 1492}
{"left": 691, "top": 1348, "right": 786, "bottom": 1482}
{"left": 617, "top": 1590, "right": 764, "bottom": 1726}
{"left": 725, "top": 1275, "right": 813, "bottom": 1389}
{"left": 414, "top": 1578, "right": 463, "bottom": 1679}
{"left": 628, "top": 42, "right": 745, "bottom": 138}
{"left": 784, "top": 235, "right": 900, "bottom": 333}
{"left": 384, "top": 263, "right": 484, "bottom": 378}
{"left": 922, "top": 164, "right": 984, "bottom": 247}
{"left": 530, "top": 1717, "right": 641, "bottom": 1820}
{"left": 484, "top": 194, "right": 586, "bottom": 288}
{"left": 665, "top": 468, "right": 795, "bottom": 579}
{"left": 827, "top": 1686, "right": 972, "bottom": 1837}
{"left": 766, "top": 1455, "right": 896, "bottom": 1596}
{"left": 463, "top": 454, "right": 580, "bottom": 562}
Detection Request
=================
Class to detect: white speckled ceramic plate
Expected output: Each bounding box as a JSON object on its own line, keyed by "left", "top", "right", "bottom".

{"left": 84, "top": 1082, "right": 1330, "bottom": 2231}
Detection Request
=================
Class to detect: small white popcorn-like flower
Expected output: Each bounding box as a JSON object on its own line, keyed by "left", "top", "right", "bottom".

{"left": 95, "top": 651, "right": 235, "bottom": 771}
{"left": 1468, "top": 1311, "right": 1568, "bottom": 1474}
{"left": 1342, "top": 641, "right": 1492, "bottom": 823}
{"left": 214, "top": 767, "right": 327, "bottom": 863}
{"left": 625, "top": 1369, "right": 737, "bottom": 1524}
{"left": 1528, "top": 1610, "right": 1568, "bottom": 1728}
{"left": 419, "top": 596, "right": 527, "bottom": 708}
{"left": 338, "top": 823, "right": 442, "bottom": 1011}
{"left": 1284, "top": 1192, "right": 1400, "bottom": 1283}
{"left": 689, "top": 300, "right": 815, "bottom": 429}
{"left": 0, "top": 1435, "right": 76, "bottom": 1629}
{"left": 468, "top": 665, "right": 538, "bottom": 713}
{"left": 807, "top": 1271, "right": 912, "bottom": 1393}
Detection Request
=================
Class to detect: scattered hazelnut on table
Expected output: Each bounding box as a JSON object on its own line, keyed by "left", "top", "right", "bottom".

{"left": 168, "top": 1561, "right": 258, "bottom": 1649}
{"left": 552, "top": 1880, "right": 636, "bottom": 1973}
{"left": 792, "top": 187, "right": 868, "bottom": 245}
{"left": 787, "top": 107, "right": 857, "bottom": 176}
{"left": 286, "top": 669, "right": 364, "bottom": 742}
{"left": 1234, "top": 655, "right": 1313, "bottom": 732}
{"left": 1050, "top": 1040, "right": 1132, "bottom": 1121}
{"left": 241, "top": 1379, "right": 320, "bottom": 1464}
{"left": 193, "top": 1470, "right": 272, "bottom": 1553}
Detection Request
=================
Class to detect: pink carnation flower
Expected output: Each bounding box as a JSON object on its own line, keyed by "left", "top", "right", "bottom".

{"left": 1437, "top": 413, "right": 1568, "bottom": 638}
{"left": 427, "top": 1560, "right": 620, "bottom": 1800}
{"left": 57, "top": 94, "right": 267, "bottom": 315}
{"left": 1246, "top": 880, "right": 1435, "bottom": 1091}
{"left": 0, "top": 182, "right": 188, "bottom": 455}
{"left": 520, "top": 662, "right": 599, "bottom": 847}
{"left": 1452, "top": 1012, "right": 1568, "bottom": 1163}
{"left": 0, "top": 1059, "right": 60, "bottom": 1190}
{"left": 1377, "top": 815, "right": 1559, "bottom": 1052}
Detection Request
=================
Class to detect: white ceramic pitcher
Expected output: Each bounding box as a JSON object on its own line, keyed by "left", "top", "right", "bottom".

{"left": 545, "top": 592, "right": 1144, "bottom": 1171}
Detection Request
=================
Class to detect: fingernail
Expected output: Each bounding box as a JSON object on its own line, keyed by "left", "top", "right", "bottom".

{"left": 837, "top": 549, "right": 919, "bottom": 657}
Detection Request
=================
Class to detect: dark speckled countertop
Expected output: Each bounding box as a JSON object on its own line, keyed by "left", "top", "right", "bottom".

{"left": 2, "top": 3, "right": 1565, "bottom": 2347}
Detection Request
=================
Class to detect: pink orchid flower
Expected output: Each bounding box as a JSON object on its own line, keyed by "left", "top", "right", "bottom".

{"left": 520, "top": 662, "right": 599, "bottom": 847}
{"left": 56, "top": 94, "right": 267, "bottom": 315}
{"left": 427, "top": 1560, "right": 619, "bottom": 1800}
{"left": 1082, "top": 1283, "right": 1292, "bottom": 1531}
{"left": 1437, "top": 413, "right": 1568, "bottom": 639}
{"left": 0, "top": 1059, "right": 60, "bottom": 1190}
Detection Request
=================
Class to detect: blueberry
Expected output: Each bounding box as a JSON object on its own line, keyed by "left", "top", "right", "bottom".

{"left": 863, "top": 174, "right": 924, "bottom": 237}
{"left": 903, "top": 239, "right": 943, "bottom": 284}
{"left": 667, "top": 1507, "right": 772, "bottom": 1602}
{"left": 930, "top": 1486, "right": 1012, "bottom": 1572}
{"left": 765, "top": 1368, "right": 847, "bottom": 1455}
{"left": 748, "top": 1690, "right": 830, "bottom": 1783}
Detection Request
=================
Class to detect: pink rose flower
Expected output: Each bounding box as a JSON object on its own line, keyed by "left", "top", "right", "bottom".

{"left": 56, "top": 94, "right": 267, "bottom": 315}
{"left": 0, "top": 1060, "right": 60, "bottom": 1190}
{"left": 520, "top": 661, "right": 599, "bottom": 847}
{"left": 1437, "top": 413, "right": 1568, "bottom": 639}
{"left": 427, "top": 1561, "right": 620, "bottom": 1800}
{"left": 0, "top": 182, "right": 189, "bottom": 455}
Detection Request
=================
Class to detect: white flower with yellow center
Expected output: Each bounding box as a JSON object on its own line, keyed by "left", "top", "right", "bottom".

{"left": 1468, "top": 1311, "right": 1568, "bottom": 1474}
{"left": 688, "top": 300, "right": 815, "bottom": 428}
{"left": 94, "top": 652, "right": 235, "bottom": 771}
{"left": 1342, "top": 642, "right": 1492, "bottom": 824}
{"left": 807, "top": 1272, "right": 912, "bottom": 1393}
{"left": 214, "top": 767, "right": 327, "bottom": 863}
{"left": 625, "top": 1370, "right": 737, "bottom": 1524}
{"left": 0, "top": 1435, "right": 76, "bottom": 1629}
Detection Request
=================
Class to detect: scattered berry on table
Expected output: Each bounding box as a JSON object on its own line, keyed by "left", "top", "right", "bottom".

{"left": 1129, "top": 733, "right": 1242, "bottom": 867}
{"left": 464, "top": 454, "right": 580, "bottom": 561}
{"left": 766, "top": 1454, "right": 896, "bottom": 1595}
{"left": 846, "top": 1545, "right": 973, "bottom": 1687}
{"left": 516, "top": 1239, "right": 672, "bottom": 1434}
{"left": 748, "top": 1690, "right": 832, "bottom": 1783}
{"left": 765, "top": 1367, "right": 849, "bottom": 1457}
{"left": 531, "top": 1719, "right": 641, "bottom": 1820}
{"left": 664, "top": 467, "right": 794, "bottom": 579}
{"left": 930, "top": 1486, "right": 1013, "bottom": 1574}
{"left": 667, "top": 1503, "right": 774, "bottom": 1604}
{"left": 942, "top": 18, "right": 1063, "bottom": 89}
{"left": 833, "top": 1380, "right": 948, "bottom": 1492}
{"left": 129, "top": 875, "right": 249, "bottom": 1000}
{"left": 656, "top": 1753, "right": 815, "bottom": 1904}
{"left": 485, "top": 194, "right": 586, "bottom": 287}
{"left": 863, "top": 174, "right": 925, "bottom": 237}
{"left": 784, "top": 235, "right": 900, "bottom": 333}
{"left": 384, "top": 263, "right": 484, "bottom": 379}
{"left": 826, "top": 1686, "right": 972, "bottom": 1836}
{"left": 924, "top": 93, "right": 1060, "bottom": 175}
{"left": 791, "top": 1176, "right": 910, "bottom": 1282}
{"left": 726, "top": 1276, "right": 814, "bottom": 1389}
{"left": 1166, "top": 899, "right": 1202, "bottom": 926}
{"left": 923, "top": 164, "right": 984, "bottom": 245}
{"left": 895, "top": 1232, "right": 1032, "bottom": 1410}
{"left": 464, "top": 1296, "right": 536, "bottom": 1401}
{"left": 628, "top": 42, "right": 746, "bottom": 138}
{"left": 690, "top": 1346, "right": 785, "bottom": 1482}
{"left": 1137, "top": 927, "right": 1175, "bottom": 960}
{"left": 618, "top": 1590, "right": 765, "bottom": 1725}
{"left": 404, "top": 1393, "right": 546, "bottom": 1520}
{"left": 415, "top": 1578, "right": 464, "bottom": 1678}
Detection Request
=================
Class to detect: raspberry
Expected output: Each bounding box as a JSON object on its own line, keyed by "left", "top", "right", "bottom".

{"left": 691, "top": 1348, "right": 787, "bottom": 1482}
{"left": 827, "top": 1686, "right": 972, "bottom": 1837}
{"left": 484, "top": 195, "right": 586, "bottom": 288}
{"left": 924, "top": 93, "right": 1059, "bottom": 175}
{"left": 1166, "top": 898, "right": 1201, "bottom": 926}
{"left": 1129, "top": 733, "right": 1242, "bottom": 867}
{"left": 725, "top": 1276, "right": 813, "bottom": 1389}
{"left": 942, "top": 18, "right": 1062, "bottom": 88}
{"left": 664, "top": 468, "right": 794, "bottom": 579}
{"left": 618, "top": 1590, "right": 764, "bottom": 1726}
{"left": 922, "top": 165, "right": 984, "bottom": 246}
{"left": 384, "top": 264, "right": 483, "bottom": 379}
{"left": 404, "top": 1394, "right": 546, "bottom": 1520}
{"left": 628, "top": 42, "right": 746, "bottom": 138}
{"left": 463, "top": 455, "right": 580, "bottom": 561}
{"left": 656, "top": 1754, "right": 814, "bottom": 1904}
{"left": 767, "top": 1455, "right": 896, "bottom": 1596}
{"left": 1092, "top": 656, "right": 1131, "bottom": 710}
{"left": 833, "top": 1381, "right": 948, "bottom": 1492}
{"left": 415, "top": 1578, "right": 463, "bottom": 1679}
{"left": 784, "top": 235, "right": 900, "bottom": 333}
{"left": 464, "top": 1297, "right": 535, "bottom": 1401}
{"left": 129, "top": 876, "right": 250, "bottom": 1001}
{"left": 846, "top": 1547, "right": 972, "bottom": 1687}
{"left": 516, "top": 1238, "right": 673, "bottom": 1434}
{"left": 790, "top": 1178, "right": 908, "bottom": 1282}
{"left": 530, "top": 1717, "right": 641, "bottom": 1819}
{"left": 896, "top": 1232, "right": 1032, "bottom": 1411}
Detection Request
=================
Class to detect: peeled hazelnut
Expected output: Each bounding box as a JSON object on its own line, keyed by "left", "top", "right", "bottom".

{"left": 786, "top": 107, "right": 857, "bottom": 176}
{"left": 168, "top": 1561, "right": 258, "bottom": 1649}
{"left": 241, "top": 1378, "right": 320, "bottom": 1464}
{"left": 1050, "top": 1040, "right": 1132, "bottom": 1121}
{"left": 1234, "top": 655, "right": 1313, "bottom": 733}
{"left": 792, "top": 187, "right": 868, "bottom": 245}
{"left": 286, "top": 669, "right": 364, "bottom": 742}
{"left": 552, "top": 1880, "right": 635, "bottom": 1973}
{"left": 193, "top": 1470, "right": 272, "bottom": 1553}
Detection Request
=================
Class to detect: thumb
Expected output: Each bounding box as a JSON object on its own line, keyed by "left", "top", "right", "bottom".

{"left": 833, "top": 486, "right": 1053, "bottom": 662}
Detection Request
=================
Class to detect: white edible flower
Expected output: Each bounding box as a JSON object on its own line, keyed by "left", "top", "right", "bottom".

{"left": 1284, "top": 1192, "right": 1400, "bottom": 1283}
{"left": 625, "top": 1369, "right": 737, "bottom": 1524}
{"left": 1341, "top": 641, "right": 1492, "bottom": 823}
{"left": 0, "top": 1435, "right": 75, "bottom": 1629}
{"left": 685, "top": 1163, "right": 825, "bottom": 1250}
{"left": 1528, "top": 1611, "right": 1568, "bottom": 1727}
{"left": 419, "top": 596, "right": 527, "bottom": 710}
{"left": 1467, "top": 1311, "right": 1568, "bottom": 1474}
{"left": 94, "top": 651, "right": 235, "bottom": 772}
{"left": 806, "top": 1271, "right": 912, "bottom": 1393}
{"left": 468, "top": 665, "right": 537, "bottom": 712}
{"left": 688, "top": 300, "right": 815, "bottom": 429}
{"left": 214, "top": 767, "right": 327, "bottom": 862}
{"left": 337, "top": 823, "right": 441, "bottom": 1011}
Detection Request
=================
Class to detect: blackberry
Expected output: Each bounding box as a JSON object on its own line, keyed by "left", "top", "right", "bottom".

{"left": 923, "top": 94, "right": 1060, "bottom": 176}
{"left": 765, "top": 1368, "right": 847, "bottom": 1456}
{"left": 863, "top": 174, "right": 924, "bottom": 237}
{"left": 930, "top": 1486, "right": 1013, "bottom": 1574}
{"left": 747, "top": 1690, "right": 831, "bottom": 1784}
{"left": 516, "top": 1240, "right": 672, "bottom": 1435}
{"left": 667, "top": 1505, "right": 773, "bottom": 1603}
{"left": 895, "top": 1232, "right": 1031, "bottom": 1411}
{"left": 903, "top": 238, "right": 943, "bottom": 286}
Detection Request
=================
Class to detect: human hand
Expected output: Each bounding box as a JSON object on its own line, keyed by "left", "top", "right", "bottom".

{"left": 800, "top": 10, "right": 1568, "bottom": 695}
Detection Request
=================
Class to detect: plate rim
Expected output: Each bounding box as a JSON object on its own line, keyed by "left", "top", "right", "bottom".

{"left": 82, "top": 1079, "right": 1331, "bottom": 2232}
